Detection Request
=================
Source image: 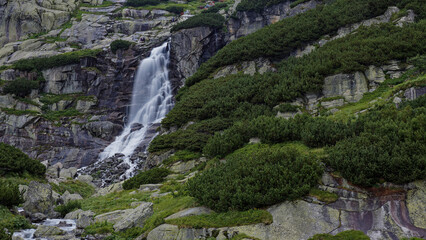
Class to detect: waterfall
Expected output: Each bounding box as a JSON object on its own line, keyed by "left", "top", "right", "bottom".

{"left": 98, "top": 41, "right": 173, "bottom": 178}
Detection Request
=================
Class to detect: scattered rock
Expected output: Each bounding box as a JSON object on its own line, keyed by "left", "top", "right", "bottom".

{"left": 169, "top": 160, "right": 196, "bottom": 173}
{"left": 61, "top": 191, "right": 83, "bottom": 204}
{"left": 59, "top": 167, "right": 78, "bottom": 179}
{"left": 22, "top": 181, "right": 57, "bottom": 220}
{"left": 95, "top": 209, "right": 131, "bottom": 224}
{"left": 139, "top": 184, "right": 163, "bottom": 192}
{"left": 113, "top": 202, "right": 154, "bottom": 231}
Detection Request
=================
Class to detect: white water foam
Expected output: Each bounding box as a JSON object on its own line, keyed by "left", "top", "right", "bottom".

{"left": 98, "top": 41, "right": 173, "bottom": 178}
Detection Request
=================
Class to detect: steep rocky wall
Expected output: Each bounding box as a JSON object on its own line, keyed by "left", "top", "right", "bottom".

{"left": 0, "top": 42, "right": 168, "bottom": 168}
{"left": 0, "top": 0, "right": 80, "bottom": 47}
{"left": 169, "top": 27, "right": 225, "bottom": 92}
{"left": 227, "top": 0, "right": 320, "bottom": 41}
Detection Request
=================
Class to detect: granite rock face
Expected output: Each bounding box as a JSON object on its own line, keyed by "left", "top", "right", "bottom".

{"left": 0, "top": 0, "right": 79, "bottom": 47}
{"left": 227, "top": 0, "right": 320, "bottom": 41}
{"left": 169, "top": 26, "right": 225, "bottom": 91}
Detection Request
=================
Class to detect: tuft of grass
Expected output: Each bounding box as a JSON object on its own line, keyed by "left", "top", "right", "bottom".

{"left": 84, "top": 221, "right": 114, "bottom": 236}
{"left": 166, "top": 209, "right": 273, "bottom": 228}
{"left": 309, "top": 188, "right": 338, "bottom": 204}
{"left": 54, "top": 200, "right": 82, "bottom": 217}
{"left": 50, "top": 180, "right": 96, "bottom": 198}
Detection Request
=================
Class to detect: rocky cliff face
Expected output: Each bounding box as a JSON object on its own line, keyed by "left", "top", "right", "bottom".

{"left": 227, "top": 0, "right": 319, "bottom": 41}
{"left": 169, "top": 27, "right": 225, "bottom": 92}
{"left": 0, "top": 0, "right": 79, "bottom": 47}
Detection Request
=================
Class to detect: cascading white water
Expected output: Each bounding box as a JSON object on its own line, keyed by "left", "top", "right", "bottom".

{"left": 98, "top": 41, "right": 173, "bottom": 178}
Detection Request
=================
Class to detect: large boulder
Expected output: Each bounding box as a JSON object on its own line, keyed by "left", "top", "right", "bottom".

{"left": 113, "top": 202, "right": 154, "bottom": 231}
{"left": 407, "top": 181, "right": 426, "bottom": 229}
{"left": 59, "top": 167, "right": 78, "bottom": 179}
{"left": 22, "top": 181, "right": 57, "bottom": 220}
{"left": 64, "top": 209, "right": 95, "bottom": 229}
{"left": 95, "top": 209, "right": 131, "bottom": 224}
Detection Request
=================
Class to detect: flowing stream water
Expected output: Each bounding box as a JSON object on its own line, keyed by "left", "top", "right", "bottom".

{"left": 98, "top": 41, "right": 173, "bottom": 178}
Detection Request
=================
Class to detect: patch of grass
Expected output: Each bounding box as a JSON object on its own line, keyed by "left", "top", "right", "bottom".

{"left": 309, "top": 188, "right": 338, "bottom": 204}
{"left": 166, "top": 209, "right": 273, "bottom": 228}
{"left": 41, "top": 108, "right": 83, "bottom": 121}
{"left": 12, "top": 49, "right": 101, "bottom": 71}
{"left": 0, "top": 108, "right": 39, "bottom": 116}
{"left": 44, "top": 36, "right": 68, "bottom": 43}
{"left": 50, "top": 180, "right": 95, "bottom": 198}
{"left": 308, "top": 230, "right": 370, "bottom": 240}
{"left": 230, "top": 234, "right": 261, "bottom": 240}
{"left": 81, "top": 0, "right": 114, "bottom": 8}
{"left": 81, "top": 190, "right": 151, "bottom": 215}
{"left": 17, "top": 98, "right": 40, "bottom": 107}
{"left": 84, "top": 221, "right": 114, "bottom": 236}
{"left": 141, "top": 196, "right": 197, "bottom": 234}
{"left": 0, "top": 206, "right": 33, "bottom": 233}
{"left": 159, "top": 180, "right": 184, "bottom": 194}
{"left": 163, "top": 150, "right": 201, "bottom": 166}
{"left": 110, "top": 40, "right": 133, "bottom": 54}
{"left": 171, "top": 13, "right": 225, "bottom": 32}
{"left": 290, "top": 0, "right": 311, "bottom": 8}
{"left": 40, "top": 93, "right": 96, "bottom": 105}
{"left": 27, "top": 32, "right": 47, "bottom": 40}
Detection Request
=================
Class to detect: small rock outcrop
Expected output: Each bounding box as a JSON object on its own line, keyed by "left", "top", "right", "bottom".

{"left": 33, "top": 225, "right": 65, "bottom": 238}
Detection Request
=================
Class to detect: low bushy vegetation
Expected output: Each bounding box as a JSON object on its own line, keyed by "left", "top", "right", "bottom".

{"left": 202, "top": 2, "right": 227, "bottom": 13}
{"left": 308, "top": 230, "right": 370, "bottom": 240}
{"left": 125, "top": 0, "right": 167, "bottom": 7}
{"left": 187, "top": 0, "right": 422, "bottom": 86}
{"left": 165, "top": 209, "right": 272, "bottom": 228}
{"left": 237, "top": 0, "right": 293, "bottom": 12}
{"left": 110, "top": 40, "right": 133, "bottom": 54}
{"left": 2, "top": 78, "right": 39, "bottom": 97}
{"left": 0, "top": 143, "right": 46, "bottom": 177}
{"left": 0, "top": 180, "right": 24, "bottom": 207}
{"left": 162, "top": 150, "right": 201, "bottom": 166}
{"left": 12, "top": 49, "right": 101, "bottom": 72}
{"left": 165, "top": 5, "right": 184, "bottom": 15}
{"left": 187, "top": 144, "right": 323, "bottom": 212}
{"left": 123, "top": 168, "right": 171, "bottom": 190}
{"left": 171, "top": 13, "right": 225, "bottom": 32}
{"left": 326, "top": 98, "right": 426, "bottom": 187}
{"left": 0, "top": 206, "right": 32, "bottom": 237}
{"left": 54, "top": 200, "right": 82, "bottom": 217}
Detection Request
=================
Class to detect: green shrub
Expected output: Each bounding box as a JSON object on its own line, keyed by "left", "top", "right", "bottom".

{"left": 125, "top": 0, "right": 166, "bottom": 7}
{"left": 163, "top": 150, "right": 201, "bottom": 166}
{"left": 327, "top": 105, "right": 426, "bottom": 187}
{"left": 2, "top": 78, "right": 39, "bottom": 97}
{"left": 202, "top": 2, "right": 228, "bottom": 13}
{"left": 122, "top": 168, "right": 171, "bottom": 190}
{"left": 276, "top": 103, "right": 299, "bottom": 113}
{"left": 110, "top": 40, "right": 133, "bottom": 54}
{"left": 171, "top": 13, "right": 225, "bottom": 32}
{"left": 0, "top": 227, "right": 11, "bottom": 240}
{"left": 84, "top": 221, "right": 114, "bottom": 236}
{"left": 0, "top": 180, "right": 24, "bottom": 208}
{"left": 187, "top": 0, "right": 412, "bottom": 86}
{"left": 187, "top": 144, "right": 323, "bottom": 211}
{"left": 54, "top": 200, "right": 82, "bottom": 217}
{"left": 0, "top": 143, "right": 46, "bottom": 177}
{"left": 308, "top": 230, "right": 370, "bottom": 240}
{"left": 13, "top": 49, "right": 101, "bottom": 72}
{"left": 165, "top": 6, "right": 184, "bottom": 15}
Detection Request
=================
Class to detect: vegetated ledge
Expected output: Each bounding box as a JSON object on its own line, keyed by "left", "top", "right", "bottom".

{"left": 11, "top": 49, "right": 102, "bottom": 72}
